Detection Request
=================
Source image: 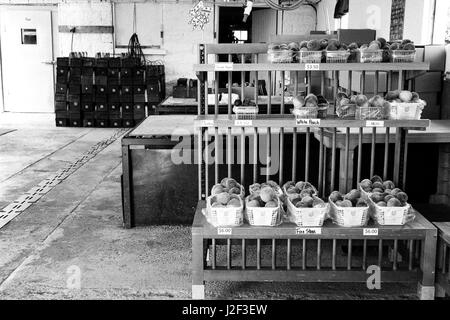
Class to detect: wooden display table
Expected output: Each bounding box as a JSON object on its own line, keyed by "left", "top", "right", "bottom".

{"left": 192, "top": 202, "right": 437, "bottom": 300}
{"left": 435, "top": 222, "right": 450, "bottom": 298}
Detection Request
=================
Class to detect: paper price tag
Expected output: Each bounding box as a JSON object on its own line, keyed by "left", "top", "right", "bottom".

{"left": 305, "top": 63, "right": 320, "bottom": 71}
{"left": 235, "top": 120, "right": 253, "bottom": 126}
{"left": 214, "top": 63, "right": 233, "bottom": 71}
{"left": 296, "top": 119, "right": 321, "bottom": 126}
{"left": 366, "top": 120, "right": 385, "bottom": 127}
{"left": 296, "top": 227, "right": 322, "bottom": 235}
{"left": 363, "top": 228, "right": 379, "bottom": 236}
{"left": 217, "top": 227, "right": 232, "bottom": 235}
{"left": 200, "top": 120, "right": 214, "bottom": 127}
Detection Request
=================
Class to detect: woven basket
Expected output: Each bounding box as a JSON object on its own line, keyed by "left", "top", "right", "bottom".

{"left": 356, "top": 106, "right": 386, "bottom": 120}
{"left": 390, "top": 50, "right": 416, "bottom": 63}
{"left": 211, "top": 183, "right": 245, "bottom": 200}
{"left": 328, "top": 197, "right": 370, "bottom": 227}
{"left": 292, "top": 107, "right": 319, "bottom": 119}
{"left": 336, "top": 103, "right": 357, "bottom": 119}
{"left": 245, "top": 196, "right": 282, "bottom": 227}
{"left": 326, "top": 51, "right": 350, "bottom": 63}
{"left": 205, "top": 195, "right": 244, "bottom": 227}
{"left": 389, "top": 101, "right": 425, "bottom": 120}
{"left": 298, "top": 51, "right": 323, "bottom": 63}
{"left": 358, "top": 50, "right": 383, "bottom": 63}
{"left": 268, "top": 49, "right": 293, "bottom": 63}
{"left": 286, "top": 197, "right": 329, "bottom": 227}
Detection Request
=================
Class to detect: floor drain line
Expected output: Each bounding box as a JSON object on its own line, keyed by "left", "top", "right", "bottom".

{"left": 0, "top": 128, "right": 127, "bottom": 230}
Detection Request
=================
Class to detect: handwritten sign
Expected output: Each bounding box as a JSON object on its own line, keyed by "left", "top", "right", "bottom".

{"left": 217, "top": 227, "right": 232, "bottom": 235}
{"left": 305, "top": 63, "right": 320, "bottom": 71}
{"left": 200, "top": 120, "right": 215, "bottom": 127}
{"left": 363, "top": 228, "right": 379, "bottom": 236}
{"left": 296, "top": 119, "right": 321, "bottom": 126}
{"left": 296, "top": 227, "right": 322, "bottom": 235}
{"left": 366, "top": 120, "right": 385, "bottom": 127}
{"left": 214, "top": 63, "right": 233, "bottom": 71}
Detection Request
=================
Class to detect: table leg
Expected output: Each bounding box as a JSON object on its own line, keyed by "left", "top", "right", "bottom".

{"left": 418, "top": 229, "right": 437, "bottom": 300}
{"left": 192, "top": 232, "right": 205, "bottom": 299}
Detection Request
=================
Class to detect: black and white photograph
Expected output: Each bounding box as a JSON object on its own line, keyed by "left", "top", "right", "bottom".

{"left": 0, "top": 0, "right": 450, "bottom": 309}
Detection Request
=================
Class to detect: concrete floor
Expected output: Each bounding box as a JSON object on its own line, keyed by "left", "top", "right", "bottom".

{"left": 0, "top": 113, "right": 421, "bottom": 300}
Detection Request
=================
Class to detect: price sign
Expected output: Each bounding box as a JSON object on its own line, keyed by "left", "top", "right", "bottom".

{"left": 296, "top": 119, "right": 321, "bottom": 126}
{"left": 366, "top": 120, "right": 385, "bottom": 127}
{"left": 217, "top": 227, "right": 232, "bottom": 235}
{"left": 305, "top": 63, "right": 320, "bottom": 71}
{"left": 296, "top": 227, "right": 322, "bottom": 235}
{"left": 235, "top": 120, "right": 253, "bottom": 127}
{"left": 214, "top": 63, "right": 234, "bottom": 71}
{"left": 200, "top": 120, "right": 215, "bottom": 127}
{"left": 363, "top": 228, "right": 379, "bottom": 236}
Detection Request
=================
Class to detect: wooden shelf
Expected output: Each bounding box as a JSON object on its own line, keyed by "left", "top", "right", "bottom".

{"left": 193, "top": 62, "right": 430, "bottom": 72}
{"left": 194, "top": 114, "right": 430, "bottom": 129}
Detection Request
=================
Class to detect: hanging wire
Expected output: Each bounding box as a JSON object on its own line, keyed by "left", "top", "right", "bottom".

{"left": 126, "top": 2, "right": 146, "bottom": 65}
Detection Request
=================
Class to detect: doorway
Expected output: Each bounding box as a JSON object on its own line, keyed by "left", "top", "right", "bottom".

{"left": 0, "top": 7, "right": 56, "bottom": 113}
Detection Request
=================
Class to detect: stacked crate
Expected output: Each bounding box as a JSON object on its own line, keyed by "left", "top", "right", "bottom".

{"left": 54, "top": 56, "right": 165, "bottom": 127}
{"left": 81, "top": 57, "right": 95, "bottom": 127}
{"left": 55, "top": 58, "right": 69, "bottom": 126}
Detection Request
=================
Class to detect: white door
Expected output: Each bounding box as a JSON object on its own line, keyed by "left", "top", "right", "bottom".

{"left": 0, "top": 9, "right": 54, "bottom": 112}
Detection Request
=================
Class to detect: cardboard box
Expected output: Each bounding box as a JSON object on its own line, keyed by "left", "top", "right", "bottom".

{"left": 414, "top": 71, "right": 443, "bottom": 93}
{"left": 337, "top": 29, "right": 376, "bottom": 46}
{"left": 424, "top": 45, "right": 446, "bottom": 71}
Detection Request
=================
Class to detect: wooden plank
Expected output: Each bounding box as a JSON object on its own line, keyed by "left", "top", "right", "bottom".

{"left": 59, "top": 25, "right": 114, "bottom": 33}
{"left": 193, "top": 63, "right": 430, "bottom": 72}
{"left": 204, "top": 43, "right": 268, "bottom": 55}
{"left": 203, "top": 269, "right": 420, "bottom": 283}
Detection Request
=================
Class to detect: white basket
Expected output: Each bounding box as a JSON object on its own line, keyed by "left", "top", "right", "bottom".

{"left": 336, "top": 103, "right": 357, "bottom": 119}
{"left": 245, "top": 196, "right": 282, "bottom": 227}
{"left": 268, "top": 49, "right": 293, "bottom": 63}
{"left": 282, "top": 183, "right": 319, "bottom": 202}
{"left": 329, "top": 198, "right": 370, "bottom": 227}
{"left": 298, "top": 51, "right": 323, "bottom": 63}
{"left": 233, "top": 106, "right": 259, "bottom": 120}
{"left": 389, "top": 101, "right": 425, "bottom": 120}
{"left": 286, "top": 197, "right": 329, "bottom": 227}
{"left": 292, "top": 107, "right": 318, "bottom": 119}
{"left": 326, "top": 51, "right": 350, "bottom": 63}
{"left": 205, "top": 195, "right": 244, "bottom": 227}
{"left": 391, "top": 50, "right": 416, "bottom": 63}
{"left": 359, "top": 50, "right": 383, "bottom": 63}
{"left": 356, "top": 106, "right": 386, "bottom": 120}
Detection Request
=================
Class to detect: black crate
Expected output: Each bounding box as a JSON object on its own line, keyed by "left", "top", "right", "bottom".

{"left": 122, "top": 119, "right": 135, "bottom": 128}
{"left": 108, "top": 94, "right": 121, "bottom": 103}
{"left": 67, "top": 94, "right": 80, "bottom": 103}
{"left": 120, "top": 94, "right": 133, "bottom": 103}
{"left": 94, "top": 94, "right": 107, "bottom": 103}
{"left": 121, "top": 76, "right": 133, "bottom": 86}
{"left": 133, "top": 103, "right": 146, "bottom": 113}
{"left": 68, "top": 101, "right": 81, "bottom": 112}
{"left": 57, "top": 67, "right": 69, "bottom": 77}
{"left": 133, "top": 68, "right": 145, "bottom": 78}
{"left": 146, "top": 75, "right": 161, "bottom": 86}
{"left": 55, "top": 93, "right": 67, "bottom": 102}
{"left": 81, "top": 68, "right": 94, "bottom": 76}
{"left": 133, "top": 94, "right": 146, "bottom": 103}
{"left": 96, "top": 85, "right": 107, "bottom": 95}
{"left": 55, "top": 118, "right": 68, "bottom": 127}
{"left": 94, "top": 111, "right": 109, "bottom": 120}
{"left": 69, "top": 58, "right": 82, "bottom": 67}
{"left": 95, "top": 58, "right": 109, "bottom": 68}
{"left": 81, "top": 85, "right": 93, "bottom": 94}
{"left": 55, "top": 83, "right": 67, "bottom": 94}
{"left": 122, "top": 103, "right": 133, "bottom": 113}
{"left": 108, "top": 103, "right": 121, "bottom": 112}
{"left": 96, "top": 75, "right": 108, "bottom": 86}
{"left": 83, "top": 119, "right": 95, "bottom": 127}
{"left": 95, "top": 68, "right": 108, "bottom": 76}
{"left": 108, "top": 78, "right": 120, "bottom": 86}
{"left": 121, "top": 67, "right": 133, "bottom": 77}
{"left": 70, "top": 67, "right": 81, "bottom": 76}
{"left": 55, "top": 101, "right": 67, "bottom": 111}
{"left": 69, "top": 75, "right": 81, "bottom": 84}
{"left": 69, "top": 119, "right": 83, "bottom": 127}
{"left": 109, "top": 111, "right": 122, "bottom": 120}
{"left": 133, "top": 111, "right": 146, "bottom": 120}
{"left": 133, "top": 75, "right": 145, "bottom": 85}
{"left": 122, "top": 111, "right": 134, "bottom": 119}
{"left": 121, "top": 57, "right": 140, "bottom": 68}
{"left": 109, "top": 58, "right": 121, "bottom": 68}
{"left": 95, "top": 119, "right": 109, "bottom": 127}
{"left": 108, "top": 85, "right": 120, "bottom": 95}
{"left": 81, "top": 75, "right": 94, "bottom": 86}
{"left": 69, "top": 111, "right": 81, "bottom": 119}
{"left": 68, "top": 84, "right": 81, "bottom": 95}
{"left": 121, "top": 85, "right": 132, "bottom": 95}
{"left": 133, "top": 86, "right": 146, "bottom": 94}
{"left": 81, "top": 94, "right": 94, "bottom": 102}
{"left": 109, "top": 119, "right": 122, "bottom": 127}
{"left": 82, "top": 58, "right": 95, "bottom": 67}
{"left": 81, "top": 102, "right": 94, "bottom": 112}
{"left": 57, "top": 75, "right": 68, "bottom": 84}
{"left": 56, "top": 110, "right": 68, "bottom": 118}
{"left": 57, "top": 57, "right": 69, "bottom": 67}
{"left": 108, "top": 68, "right": 120, "bottom": 78}
{"left": 95, "top": 103, "right": 108, "bottom": 112}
